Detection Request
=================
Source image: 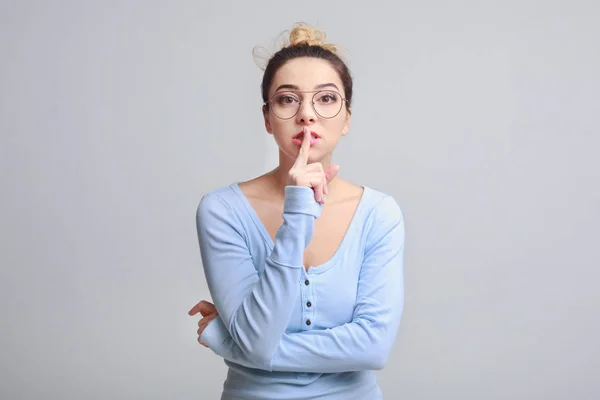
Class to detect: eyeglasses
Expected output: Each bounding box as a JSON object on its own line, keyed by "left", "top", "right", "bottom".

{"left": 265, "top": 90, "right": 348, "bottom": 120}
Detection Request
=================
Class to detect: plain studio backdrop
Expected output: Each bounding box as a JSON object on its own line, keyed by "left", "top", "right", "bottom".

{"left": 1, "top": 1, "right": 598, "bottom": 399}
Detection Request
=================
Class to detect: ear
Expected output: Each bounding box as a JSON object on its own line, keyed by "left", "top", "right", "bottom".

{"left": 263, "top": 105, "right": 273, "bottom": 134}
{"left": 341, "top": 108, "right": 351, "bottom": 136}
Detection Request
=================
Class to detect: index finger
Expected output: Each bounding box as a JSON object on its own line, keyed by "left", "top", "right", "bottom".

{"left": 293, "top": 127, "right": 311, "bottom": 168}
{"left": 188, "top": 300, "right": 212, "bottom": 316}
{"left": 188, "top": 303, "right": 201, "bottom": 315}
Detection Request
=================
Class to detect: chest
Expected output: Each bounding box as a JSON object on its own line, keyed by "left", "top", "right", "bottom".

{"left": 250, "top": 197, "right": 360, "bottom": 270}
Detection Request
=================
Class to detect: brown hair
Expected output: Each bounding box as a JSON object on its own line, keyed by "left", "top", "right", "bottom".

{"left": 258, "top": 23, "right": 353, "bottom": 113}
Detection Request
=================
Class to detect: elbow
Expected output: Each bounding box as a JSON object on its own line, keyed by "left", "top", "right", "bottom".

{"left": 364, "top": 313, "right": 403, "bottom": 370}
{"left": 362, "top": 333, "right": 395, "bottom": 370}
{"left": 246, "top": 347, "right": 274, "bottom": 369}
{"left": 231, "top": 340, "right": 272, "bottom": 367}
{"left": 228, "top": 319, "right": 276, "bottom": 369}
{"left": 365, "top": 352, "right": 389, "bottom": 370}
{"left": 355, "top": 319, "right": 398, "bottom": 370}
{"left": 230, "top": 331, "right": 274, "bottom": 369}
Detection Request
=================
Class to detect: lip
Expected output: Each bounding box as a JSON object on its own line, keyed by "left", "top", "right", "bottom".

{"left": 293, "top": 130, "right": 320, "bottom": 140}
{"left": 292, "top": 130, "right": 320, "bottom": 146}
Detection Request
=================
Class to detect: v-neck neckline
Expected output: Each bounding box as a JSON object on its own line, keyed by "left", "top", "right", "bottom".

{"left": 230, "top": 183, "right": 368, "bottom": 275}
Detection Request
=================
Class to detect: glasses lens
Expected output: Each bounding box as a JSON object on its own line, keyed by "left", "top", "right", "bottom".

{"left": 313, "top": 91, "right": 343, "bottom": 119}
{"left": 271, "top": 92, "right": 300, "bottom": 119}
{"left": 269, "top": 91, "right": 344, "bottom": 119}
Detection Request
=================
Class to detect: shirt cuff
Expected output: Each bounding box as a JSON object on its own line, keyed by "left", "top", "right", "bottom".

{"left": 200, "top": 316, "right": 229, "bottom": 355}
{"left": 283, "top": 186, "right": 323, "bottom": 218}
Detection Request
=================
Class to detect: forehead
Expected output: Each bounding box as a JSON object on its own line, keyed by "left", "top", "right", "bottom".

{"left": 270, "top": 57, "right": 344, "bottom": 95}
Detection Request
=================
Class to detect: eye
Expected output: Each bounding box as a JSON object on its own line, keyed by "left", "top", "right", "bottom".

{"left": 275, "top": 93, "right": 300, "bottom": 105}
{"left": 315, "top": 92, "right": 339, "bottom": 104}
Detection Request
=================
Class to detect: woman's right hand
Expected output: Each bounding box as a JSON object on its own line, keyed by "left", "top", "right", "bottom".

{"left": 287, "top": 127, "right": 340, "bottom": 204}
{"left": 188, "top": 300, "right": 219, "bottom": 348}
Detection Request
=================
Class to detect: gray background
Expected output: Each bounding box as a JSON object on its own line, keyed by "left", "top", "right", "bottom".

{"left": 1, "top": 1, "right": 598, "bottom": 399}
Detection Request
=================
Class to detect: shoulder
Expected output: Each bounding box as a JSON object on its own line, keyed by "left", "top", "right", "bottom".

{"left": 337, "top": 178, "right": 404, "bottom": 226}
{"left": 195, "top": 183, "right": 252, "bottom": 242}
{"left": 361, "top": 186, "right": 405, "bottom": 247}
{"left": 196, "top": 183, "right": 241, "bottom": 220}
{"left": 365, "top": 187, "right": 403, "bottom": 221}
{"left": 356, "top": 185, "right": 404, "bottom": 223}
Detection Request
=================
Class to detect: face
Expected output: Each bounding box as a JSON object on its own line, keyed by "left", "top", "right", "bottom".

{"left": 263, "top": 57, "right": 351, "bottom": 163}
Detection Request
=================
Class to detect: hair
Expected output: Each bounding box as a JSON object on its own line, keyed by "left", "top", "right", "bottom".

{"left": 256, "top": 23, "right": 353, "bottom": 113}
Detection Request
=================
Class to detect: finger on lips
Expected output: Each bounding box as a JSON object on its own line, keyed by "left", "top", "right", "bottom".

{"left": 291, "top": 127, "right": 334, "bottom": 204}
{"left": 293, "top": 127, "right": 311, "bottom": 168}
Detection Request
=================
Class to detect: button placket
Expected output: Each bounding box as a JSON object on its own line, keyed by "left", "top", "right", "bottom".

{"left": 297, "top": 271, "right": 315, "bottom": 381}
{"left": 301, "top": 271, "right": 315, "bottom": 331}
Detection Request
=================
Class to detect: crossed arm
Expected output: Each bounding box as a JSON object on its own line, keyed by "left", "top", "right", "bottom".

{"left": 196, "top": 189, "right": 405, "bottom": 373}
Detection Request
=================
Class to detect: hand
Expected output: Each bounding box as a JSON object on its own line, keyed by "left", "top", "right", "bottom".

{"left": 188, "top": 300, "right": 218, "bottom": 348}
{"left": 287, "top": 127, "right": 340, "bottom": 204}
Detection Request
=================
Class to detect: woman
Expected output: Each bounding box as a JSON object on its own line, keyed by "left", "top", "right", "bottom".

{"left": 188, "top": 23, "right": 405, "bottom": 400}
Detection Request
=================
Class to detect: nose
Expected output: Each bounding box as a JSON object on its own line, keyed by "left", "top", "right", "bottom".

{"left": 296, "top": 100, "right": 317, "bottom": 124}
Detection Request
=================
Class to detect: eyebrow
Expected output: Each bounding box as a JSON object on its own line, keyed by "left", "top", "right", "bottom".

{"left": 274, "top": 83, "right": 340, "bottom": 92}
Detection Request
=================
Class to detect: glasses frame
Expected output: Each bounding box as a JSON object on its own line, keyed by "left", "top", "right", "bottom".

{"left": 264, "top": 89, "right": 349, "bottom": 120}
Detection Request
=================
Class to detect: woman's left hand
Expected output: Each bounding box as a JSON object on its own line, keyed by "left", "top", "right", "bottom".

{"left": 188, "top": 300, "right": 218, "bottom": 348}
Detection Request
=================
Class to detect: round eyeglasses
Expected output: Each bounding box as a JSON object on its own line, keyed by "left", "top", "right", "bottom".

{"left": 265, "top": 90, "right": 348, "bottom": 120}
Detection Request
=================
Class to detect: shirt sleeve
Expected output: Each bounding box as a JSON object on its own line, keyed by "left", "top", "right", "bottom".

{"left": 196, "top": 185, "right": 322, "bottom": 366}
{"left": 200, "top": 195, "right": 405, "bottom": 373}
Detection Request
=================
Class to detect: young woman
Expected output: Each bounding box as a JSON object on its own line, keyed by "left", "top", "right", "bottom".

{"left": 188, "top": 23, "right": 406, "bottom": 400}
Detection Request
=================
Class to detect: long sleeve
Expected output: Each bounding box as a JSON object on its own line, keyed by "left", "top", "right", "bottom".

{"left": 196, "top": 185, "right": 322, "bottom": 366}
{"left": 201, "top": 195, "right": 405, "bottom": 373}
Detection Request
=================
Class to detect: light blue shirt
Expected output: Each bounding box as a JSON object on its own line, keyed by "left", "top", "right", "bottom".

{"left": 196, "top": 183, "right": 405, "bottom": 400}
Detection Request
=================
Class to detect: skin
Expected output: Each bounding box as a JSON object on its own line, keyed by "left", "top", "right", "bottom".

{"left": 264, "top": 57, "right": 350, "bottom": 202}
{"left": 189, "top": 57, "right": 363, "bottom": 346}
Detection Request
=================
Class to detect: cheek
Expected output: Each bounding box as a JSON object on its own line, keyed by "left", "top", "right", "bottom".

{"left": 269, "top": 122, "right": 295, "bottom": 146}
{"left": 269, "top": 113, "right": 299, "bottom": 132}
{"left": 324, "top": 115, "right": 348, "bottom": 134}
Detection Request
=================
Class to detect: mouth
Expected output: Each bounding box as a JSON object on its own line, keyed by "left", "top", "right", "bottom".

{"left": 293, "top": 130, "right": 320, "bottom": 140}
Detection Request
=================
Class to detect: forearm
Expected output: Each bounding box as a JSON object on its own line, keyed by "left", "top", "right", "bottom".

{"left": 198, "top": 186, "right": 322, "bottom": 364}
{"left": 202, "top": 315, "right": 402, "bottom": 373}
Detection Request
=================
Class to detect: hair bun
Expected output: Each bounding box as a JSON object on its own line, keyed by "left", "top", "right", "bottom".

{"left": 252, "top": 22, "right": 347, "bottom": 71}
{"left": 287, "top": 23, "right": 338, "bottom": 54}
